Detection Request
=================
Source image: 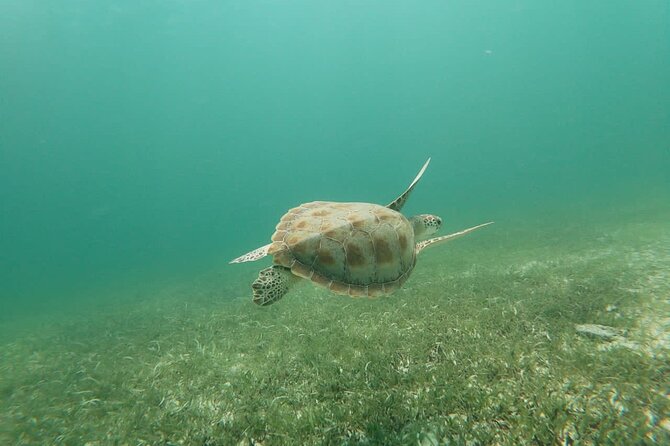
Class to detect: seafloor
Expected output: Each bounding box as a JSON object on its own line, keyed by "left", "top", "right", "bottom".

{"left": 1, "top": 207, "right": 669, "bottom": 445}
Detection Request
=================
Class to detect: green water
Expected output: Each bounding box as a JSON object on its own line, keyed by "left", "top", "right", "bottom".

{"left": 1, "top": 1, "right": 669, "bottom": 444}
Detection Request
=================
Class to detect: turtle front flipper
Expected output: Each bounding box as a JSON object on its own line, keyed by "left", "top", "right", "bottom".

{"left": 252, "top": 266, "right": 297, "bottom": 306}
{"left": 230, "top": 244, "right": 272, "bottom": 264}
{"left": 415, "top": 221, "right": 494, "bottom": 255}
{"left": 387, "top": 158, "right": 431, "bottom": 212}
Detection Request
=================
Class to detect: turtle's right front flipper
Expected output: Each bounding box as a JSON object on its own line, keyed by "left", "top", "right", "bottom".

{"left": 229, "top": 244, "right": 272, "bottom": 264}
{"left": 415, "top": 221, "right": 493, "bottom": 254}
{"left": 252, "top": 266, "right": 296, "bottom": 305}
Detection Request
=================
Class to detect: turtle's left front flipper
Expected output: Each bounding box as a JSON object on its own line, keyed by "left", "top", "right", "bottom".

{"left": 416, "top": 222, "right": 494, "bottom": 255}
{"left": 387, "top": 158, "right": 431, "bottom": 212}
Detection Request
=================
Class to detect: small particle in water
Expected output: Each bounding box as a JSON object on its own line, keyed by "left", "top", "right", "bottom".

{"left": 484, "top": 49, "right": 493, "bottom": 55}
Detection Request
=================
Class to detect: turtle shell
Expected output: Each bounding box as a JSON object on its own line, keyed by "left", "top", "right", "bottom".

{"left": 267, "top": 201, "right": 416, "bottom": 297}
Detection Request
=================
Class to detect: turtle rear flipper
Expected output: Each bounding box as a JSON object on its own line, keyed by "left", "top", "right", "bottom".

{"left": 252, "top": 266, "right": 296, "bottom": 305}
{"left": 387, "top": 158, "right": 431, "bottom": 212}
{"left": 230, "top": 244, "right": 272, "bottom": 264}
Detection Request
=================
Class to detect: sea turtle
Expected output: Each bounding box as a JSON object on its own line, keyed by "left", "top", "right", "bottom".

{"left": 230, "top": 158, "right": 492, "bottom": 305}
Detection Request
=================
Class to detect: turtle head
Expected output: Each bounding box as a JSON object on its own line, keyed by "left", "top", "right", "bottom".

{"left": 410, "top": 214, "right": 442, "bottom": 240}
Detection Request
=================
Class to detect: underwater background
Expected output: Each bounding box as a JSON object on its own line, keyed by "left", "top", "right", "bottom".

{"left": 1, "top": 1, "right": 669, "bottom": 444}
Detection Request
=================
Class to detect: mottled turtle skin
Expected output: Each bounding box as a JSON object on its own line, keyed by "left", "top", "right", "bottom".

{"left": 267, "top": 201, "right": 415, "bottom": 297}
